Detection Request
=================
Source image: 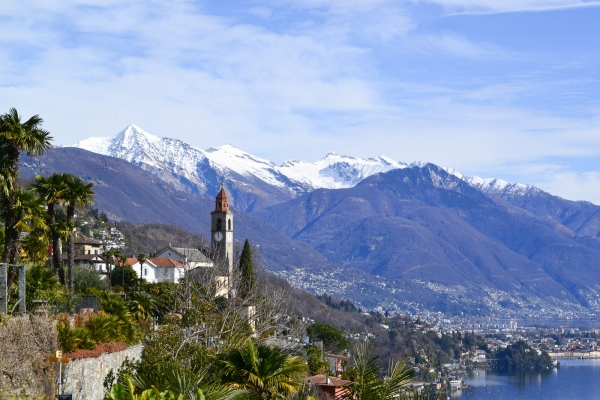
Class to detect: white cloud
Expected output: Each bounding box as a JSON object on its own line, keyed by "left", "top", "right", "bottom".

{"left": 535, "top": 171, "right": 600, "bottom": 204}
{"left": 0, "top": 0, "right": 599, "bottom": 203}
{"left": 417, "top": 0, "right": 600, "bottom": 14}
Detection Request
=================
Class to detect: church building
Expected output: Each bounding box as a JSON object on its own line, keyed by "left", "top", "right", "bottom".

{"left": 211, "top": 183, "right": 234, "bottom": 277}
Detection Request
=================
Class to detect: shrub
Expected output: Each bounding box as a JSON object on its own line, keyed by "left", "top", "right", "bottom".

{"left": 65, "top": 342, "right": 128, "bottom": 360}
{"left": 57, "top": 314, "right": 96, "bottom": 352}
{"left": 85, "top": 311, "right": 129, "bottom": 344}
{"left": 25, "top": 264, "right": 64, "bottom": 312}
{"left": 0, "top": 315, "right": 57, "bottom": 373}
{"left": 74, "top": 264, "right": 108, "bottom": 294}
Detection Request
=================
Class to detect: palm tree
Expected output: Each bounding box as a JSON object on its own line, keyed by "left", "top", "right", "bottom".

{"left": 63, "top": 174, "right": 94, "bottom": 290}
{"left": 104, "top": 248, "right": 117, "bottom": 290}
{"left": 131, "top": 366, "right": 248, "bottom": 400}
{"left": 137, "top": 252, "right": 148, "bottom": 289}
{"left": 220, "top": 339, "right": 307, "bottom": 400}
{"left": 0, "top": 108, "right": 52, "bottom": 267}
{"left": 341, "top": 340, "right": 415, "bottom": 400}
{"left": 117, "top": 252, "right": 128, "bottom": 290}
{"left": 31, "top": 173, "right": 69, "bottom": 283}
{"left": 1, "top": 188, "right": 48, "bottom": 288}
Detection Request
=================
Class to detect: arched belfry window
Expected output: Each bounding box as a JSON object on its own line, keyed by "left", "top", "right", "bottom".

{"left": 217, "top": 218, "right": 222, "bottom": 230}
{"left": 228, "top": 219, "right": 231, "bottom": 230}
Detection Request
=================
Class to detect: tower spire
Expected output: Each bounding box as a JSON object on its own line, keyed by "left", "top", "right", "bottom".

{"left": 215, "top": 182, "right": 230, "bottom": 212}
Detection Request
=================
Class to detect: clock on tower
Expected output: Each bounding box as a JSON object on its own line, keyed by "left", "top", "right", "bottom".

{"left": 211, "top": 183, "right": 234, "bottom": 276}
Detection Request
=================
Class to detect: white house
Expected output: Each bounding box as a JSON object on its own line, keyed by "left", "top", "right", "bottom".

{"left": 155, "top": 244, "right": 213, "bottom": 269}
{"left": 126, "top": 257, "right": 185, "bottom": 283}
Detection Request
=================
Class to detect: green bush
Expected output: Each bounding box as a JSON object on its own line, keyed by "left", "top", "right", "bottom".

{"left": 98, "top": 292, "right": 142, "bottom": 344}
{"left": 57, "top": 314, "right": 97, "bottom": 352}
{"left": 25, "top": 264, "right": 65, "bottom": 312}
{"left": 85, "top": 311, "right": 129, "bottom": 344}
{"left": 74, "top": 264, "right": 108, "bottom": 294}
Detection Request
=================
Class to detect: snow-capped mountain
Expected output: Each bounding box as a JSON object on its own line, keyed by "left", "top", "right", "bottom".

{"left": 67, "top": 124, "right": 537, "bottom": 210}
{"left": 66, "top": 125, "right": 407, "bottom": 210}
{"left": 442, "top": 167, "right": 539, "bottom": 198}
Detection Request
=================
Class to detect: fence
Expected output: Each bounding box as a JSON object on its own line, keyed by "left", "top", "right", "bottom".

{"left": 0, "top": 263, "right": 26, "bottom": 314}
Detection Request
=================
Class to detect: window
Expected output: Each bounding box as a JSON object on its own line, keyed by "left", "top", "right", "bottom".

{"left": 228, "top": 219, "right": 231, "bottom": 230}
{"left": 216, "top": 218, "right": 222, "bottom": 230}
{"left": 144, "top": 268, "right": 147, "bottom": 276}
{"left": 95, "top": 249, "right": 98, "bottom": 254}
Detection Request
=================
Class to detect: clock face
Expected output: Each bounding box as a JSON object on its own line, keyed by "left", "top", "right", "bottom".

{"left": 214, "top": 232, "right": 223, "bottom": 242}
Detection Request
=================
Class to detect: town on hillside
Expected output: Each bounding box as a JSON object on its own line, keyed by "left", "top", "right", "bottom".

{"left": 0, "top": 108, "right": 592, "bottom": 400}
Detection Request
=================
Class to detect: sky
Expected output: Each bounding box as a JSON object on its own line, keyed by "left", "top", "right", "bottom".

{"left": 1, "top": 1, "right": 599, "bottom": 202}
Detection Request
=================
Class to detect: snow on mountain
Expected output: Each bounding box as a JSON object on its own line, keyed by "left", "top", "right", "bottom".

{"left": 69, "top": 136, "right": 113, "bottom": 155}
{"left": 280, "top": 153, "right": 407, "bottom": 190}
{"left": 66, "top": 124, "right": 410, "bottom": 196}
{"left": 443, "top": 167, "right": 538, "bottom": 197}
{"left": 66, "top": 124, "right": 538, "bottom": 202}
{"left": 205, "top": 144, "right": 287, "bottom": 188}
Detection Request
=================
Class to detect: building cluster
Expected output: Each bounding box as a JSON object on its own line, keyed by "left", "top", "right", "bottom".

{"left": 62, "top": 184, "right": 235, "bottom": 286}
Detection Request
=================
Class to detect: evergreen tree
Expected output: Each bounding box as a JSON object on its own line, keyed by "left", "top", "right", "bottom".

{"left": 238, "top": 238, "right": 255, "bottom": 299}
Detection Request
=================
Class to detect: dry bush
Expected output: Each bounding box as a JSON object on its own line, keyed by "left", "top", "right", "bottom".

{"left": 0, "top": 315, "right": 58, "bottom": 398}
{"left": 0, "top": 315, "right": 57, "bottom": 380}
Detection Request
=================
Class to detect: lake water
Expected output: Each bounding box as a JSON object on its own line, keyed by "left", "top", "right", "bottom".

{"left": 449, "top": 359, "right": 600, "bottom": 399}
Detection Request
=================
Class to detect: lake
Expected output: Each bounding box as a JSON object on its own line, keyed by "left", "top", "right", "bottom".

{"left": 449, "top": 359, "right": 600, "bottom": 399}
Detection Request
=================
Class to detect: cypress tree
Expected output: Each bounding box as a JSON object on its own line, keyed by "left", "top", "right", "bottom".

{"left": 239, "top": 238, "right": 255, "bottom": 298}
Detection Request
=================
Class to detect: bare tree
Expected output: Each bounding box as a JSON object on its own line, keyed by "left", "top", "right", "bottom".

{"left": 152, "top": 244, "right": 306, "bottom": 361}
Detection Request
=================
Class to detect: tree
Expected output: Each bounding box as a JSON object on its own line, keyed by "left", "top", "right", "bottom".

{"left": 74, "top": 264, "right": 108, "bottom": 294}
{"left": 137, "top": 252, "right": 148, "bottom": 288}
{"left": 220, "top": 339, "right": 307, "bottom": 400}
{"left": 238, "top": 239, "right": 255, "bottom": 299}
{"left": 0, "top": 188, "right": 47, "bottom": 288}
{"left": 104, "top": 248, "right": 124, "bottom": 290}
{"left": 0, "top": 108, "right": 52, "bottom": 278}
{"left": 31, "top": 173, "right": 70, "bottom": 284}
{"left": 111, "top": 264, "right": 138, "bottom": 290}
{"left": 26, "top": 264, "right": 65, "bottom": 311}
{"left": 307, "top": 323, "right": 350, "bottom": 352}
{"left": 307, "top": 346, "right": 330, "bottom": 375}
{"left": 342, "top": 340, "right": 415, "bottom": 400}
{"left": 64, "top": 174, "right": 95, "bottom": 290}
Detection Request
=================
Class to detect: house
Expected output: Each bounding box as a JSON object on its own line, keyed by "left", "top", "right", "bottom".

{"left": 305, "top": 375, "right": 351, "bottom": 399}
{"left": 61, "top": 253, "right": 108, "bottom": 272}
{"left": 154, "top": 244, "right": 213, "bottom": 269}
{"left": 54, "top": 233, "right": 107, "bottom": 271}
{"left": 70, "top": 233, "right": 104, "bottom": 256}
{"left": 126, "top": 257, "right": 185, "bottom": 283}
{"left": 325, "top": 354, "right": 348, "bottom": 377}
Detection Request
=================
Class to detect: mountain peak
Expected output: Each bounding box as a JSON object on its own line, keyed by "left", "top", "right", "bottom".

{"left": 65, "top": 126, "right": 541, "bottom": 205}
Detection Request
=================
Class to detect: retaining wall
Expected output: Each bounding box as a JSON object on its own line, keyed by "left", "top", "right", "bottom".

{"left": 62, "top": 344, "right": 143, "bottom": 400}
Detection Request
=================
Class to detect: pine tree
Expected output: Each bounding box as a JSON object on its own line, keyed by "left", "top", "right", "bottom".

{"left": 239, "top": 238, "right": 255, "bottom": 299}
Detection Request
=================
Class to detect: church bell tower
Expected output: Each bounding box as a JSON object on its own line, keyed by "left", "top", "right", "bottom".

{"left": 211, "top": 183, "right": 234, "bottom": 276}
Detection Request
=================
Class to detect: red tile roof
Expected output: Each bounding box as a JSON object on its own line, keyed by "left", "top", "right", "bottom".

{"left": 125, "top": 257, "right": 184, "bottom": 267}
{"left": 150, "top": 257, "right": 184, "bottom": 267}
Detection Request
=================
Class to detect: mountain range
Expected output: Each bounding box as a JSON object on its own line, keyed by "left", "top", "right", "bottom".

{"left": 23, "top": 124, "right": 599, "bottom": 316}
{"left": 67, "top": 125, "right": 406, "bottom": 211}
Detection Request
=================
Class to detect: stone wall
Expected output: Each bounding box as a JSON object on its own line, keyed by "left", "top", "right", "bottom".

{"left": 62, "top": 344, "right": 143, "bottom": 400}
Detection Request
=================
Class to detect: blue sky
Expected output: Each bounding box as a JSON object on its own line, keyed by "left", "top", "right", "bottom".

{"left": 1, "top": 0, "right": 599, "bottom": 202}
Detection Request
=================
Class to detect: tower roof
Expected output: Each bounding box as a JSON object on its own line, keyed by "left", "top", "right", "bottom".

{"left": 215, "top": 183, "right": 231, "bottom": 212}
